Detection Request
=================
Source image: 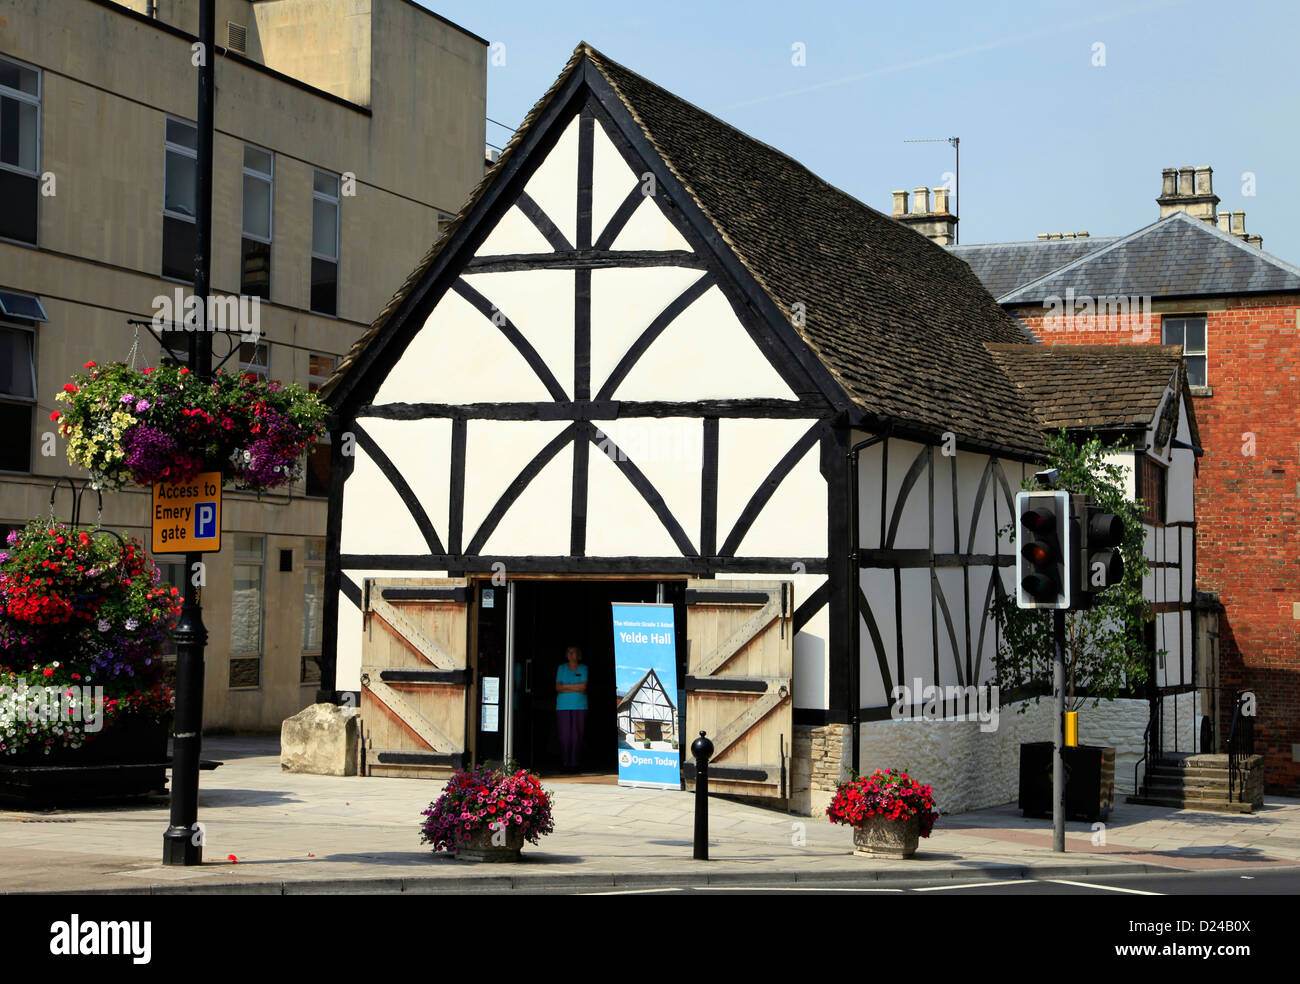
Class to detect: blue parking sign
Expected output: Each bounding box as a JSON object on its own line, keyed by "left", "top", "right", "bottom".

{"left": 195, "top": 502, "right": 217, "bottom": 538}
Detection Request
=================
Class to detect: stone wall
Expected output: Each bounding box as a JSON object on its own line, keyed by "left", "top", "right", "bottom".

{"left": 788, "top": 694, "right": 1199, "bottom": 816}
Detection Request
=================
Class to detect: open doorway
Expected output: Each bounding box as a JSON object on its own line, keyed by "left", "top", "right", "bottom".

{"left": 472, "top": 579, "right": 686, "bottom": 779}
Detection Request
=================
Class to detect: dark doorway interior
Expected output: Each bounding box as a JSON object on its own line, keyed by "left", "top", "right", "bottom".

{"left": 473, "top": 579, "right": 689, "bottom": 777}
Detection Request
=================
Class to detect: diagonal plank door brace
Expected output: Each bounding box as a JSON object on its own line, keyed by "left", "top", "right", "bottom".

{"left": 361, "top": 670, "right": 460, "bottom": 752}
{"left": 708, "top": 686, "right": 788, "bottom": 761}
{"left": 369, "top": 596, "right": 458, "bottom": 671}
{"left": 694, "top": 590, "right": 781, "bottom": 677}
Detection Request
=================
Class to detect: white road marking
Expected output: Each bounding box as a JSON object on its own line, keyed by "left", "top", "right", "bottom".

{"left": 914, "top": 880, "right": 1035, "bottom": 891}
{"left": 694, "top": 886, "right": 905, "bottom": 892}
{"left": 1048, "top": 879, "right": 1162, "bottom": 895}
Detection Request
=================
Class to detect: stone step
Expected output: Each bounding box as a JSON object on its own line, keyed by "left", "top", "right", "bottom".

{"left": 1126, "top": 794, "right": 1257, "bottom": 814}
{"left": 1148, "top": 767, "right": 1236, "bottom": 781}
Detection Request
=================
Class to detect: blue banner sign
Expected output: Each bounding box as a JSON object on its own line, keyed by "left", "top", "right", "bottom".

{"left": 612, "top": 603, "right": 680, "bottom": 789}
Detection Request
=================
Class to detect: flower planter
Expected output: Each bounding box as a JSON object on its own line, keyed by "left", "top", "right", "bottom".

{"left": 0, "top": 717, "right": 171, "bottom": 808}
{"left": 453, "top": 823, "right": 526, "bottom": 862}
{"left": 853, "top": 815, "right": 921, "bottom": 859}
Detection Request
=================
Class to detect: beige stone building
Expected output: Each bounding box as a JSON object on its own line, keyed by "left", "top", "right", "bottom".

{"left": 0, "top": 0, "right": 486, "bottom": 729}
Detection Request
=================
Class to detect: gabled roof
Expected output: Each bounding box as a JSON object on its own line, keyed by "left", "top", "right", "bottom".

{"left": 323, "top": 43, "right": 1051, "bottom": 458}
{"left": 947, "top": 237, "right": 1118, "bottom": 300}
{"left": 990, "top": 210, "right": 1300, "bottom": 305}
{"left": 616, "top": 668, "right": 668, "bottom": 710}
{"left": 985, "top": 343, "right": 1197, "bottom": 446}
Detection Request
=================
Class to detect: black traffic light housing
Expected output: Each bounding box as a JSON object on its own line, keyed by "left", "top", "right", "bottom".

{"left": 1015, "top": 490, "right": 1073, "bottom": 610}
{"left": 1078, "top": 497, "right": 1126, "bottom": 601}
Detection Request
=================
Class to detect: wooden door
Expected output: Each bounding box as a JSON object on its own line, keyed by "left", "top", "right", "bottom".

{"left": 684, "top": 579, "right": 793, "bottom": 799}
{"left": 360, "top": 577, "right": 471, "bottom": 778}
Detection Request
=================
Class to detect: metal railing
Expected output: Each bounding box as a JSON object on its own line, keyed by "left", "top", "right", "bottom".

{"left": 1226, "top": 690, "right": 1256, "bottom": 803}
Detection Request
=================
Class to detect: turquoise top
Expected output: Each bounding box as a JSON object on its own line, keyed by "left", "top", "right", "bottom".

{"left": 556, "top": 664, "right": 588, "bottom": 710}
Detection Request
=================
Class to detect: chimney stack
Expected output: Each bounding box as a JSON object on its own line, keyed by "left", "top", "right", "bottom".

{"left": 1158, "top": 164, "right": 1220, "bottom": 222}
{"left": 891, "top": 184, "right": 958, "bottom": 245}
{"left": 1213, "top": 209, "right": 1263, "bottom": 248}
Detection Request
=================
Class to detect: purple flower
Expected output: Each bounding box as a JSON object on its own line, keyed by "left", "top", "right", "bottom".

{"left": 135, "top": 399, "right": 150, "bottom": 412}
{"left": 120, "top": 393, "right": 135, "bottom": 404}
{"left": 125, "top": 618, "right": 139, "bottom": 631}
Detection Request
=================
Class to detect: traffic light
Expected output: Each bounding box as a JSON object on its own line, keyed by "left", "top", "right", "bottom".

{"left": 1081, "top": 502, "right": 1126, "bottom": 594}
{"left": 1015, "top": 490, "right": 1073, "bottom": 609}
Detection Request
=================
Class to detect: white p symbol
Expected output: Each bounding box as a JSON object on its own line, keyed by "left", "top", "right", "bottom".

{"left": 197, "top": 504, "right": 215, "bottom": 538}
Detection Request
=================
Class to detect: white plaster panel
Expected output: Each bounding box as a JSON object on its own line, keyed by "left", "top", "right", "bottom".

{"left": 589, "top": 267, "right": 709, "bottom": 396}
{"left": 590, "top": 417, "right": 701, "bottom": 553}
{"left": 462, "top": 269, "right": 575, "bottom": 400}
{"left": 899, "top": 568, "right": 933, "bottom": 690}
{"left": 717, "top": 418, "right": 817, "bottom": 551}
{"left": 359, "top": 416, "right": 453, "bottom": 548}
{"left": 854, "top": 435, "right": 885, "bottom": 549}
{"left": 478, "top": 443, "right": 574, "bottom": 556}
{"left": 1104, "top": 451, "right": 1137, "bottom": 499}
{"left": 1182, "top": 528, "right": 1195, "bottom": 600}
{"left": 734, "top": 442, "right": 827, "bottom": 559}
{"left": 462, "top": 419, "right": 571, "bottom": 548}
{"left": 614, "top": 285, "right": 796, "bottom": 401}
{"left": 859, "top": 568, "right": 896, "bottom": 707}
{"left": 340, "top": 447, "right": 427, "bottom": 554}
{"left": 883, "top": 439, "right": 931, "bottom": 550}
{"left": 934, "top": 567, "right": 967, "bottom": 688}
{"left": 584, "top": 435, "right": 689, "bottom": 556}
{"left": 591, "top": 118, "right": 637, "bottom": 245}
{"left": 522, "top": 114, "right": 578, "bottom": 245}
{"left": 954, "top": 452, "right": 993, "bottom": 554}
{"left": 475, "top": 204, "right": 555, "bottom": 256}
{"left": 372, "top": 287, "right": 554, "bottom": 405}
{"left": 932, "top": 453, "right": 957, "bottom": 554}
{"left": 610, "top": 194, "right": 693, "bottom": 253}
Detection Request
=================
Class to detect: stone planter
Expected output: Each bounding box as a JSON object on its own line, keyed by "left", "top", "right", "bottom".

{"left": 0, "top": 717, "right": 171, "bottom": 809}
{"left": 853, "top": 815, "right": 920, "bottom": 858}
{"left": 1018, "top": 741, "right": 1115, "bottom": 822}
{"left": 454, "top": 823, "right": 526, "bottom": 862}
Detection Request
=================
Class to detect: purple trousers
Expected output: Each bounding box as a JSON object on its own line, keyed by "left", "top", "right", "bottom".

{"left": 557, "top": 709, "right": 586, "bottom": 767}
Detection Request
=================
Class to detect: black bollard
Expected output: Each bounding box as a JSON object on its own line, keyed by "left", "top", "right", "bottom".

{"left": 691, "top": 730, "right": 714, "bottom": 860}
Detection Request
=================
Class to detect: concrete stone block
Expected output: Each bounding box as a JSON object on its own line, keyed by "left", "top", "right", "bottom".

{"left": 280, "top": 703, "right": 359, "bottom": 776}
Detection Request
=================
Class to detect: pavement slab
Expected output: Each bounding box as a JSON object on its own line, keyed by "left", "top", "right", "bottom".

{"left": 0, "top": 736, "right": 1296, "bottom": 894}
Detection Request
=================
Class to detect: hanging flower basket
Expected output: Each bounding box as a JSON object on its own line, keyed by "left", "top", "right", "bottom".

{"left": 827, "top": 768, "right": 939, "bottom": 859}
{"left": 52, "top": 361, "right": 327, "bottom": 493}
{"left": 420, "top": 763, "right": 555, "bottom": 861}
{"left": 0, "top": 521, "right": 179, "bottom": 804}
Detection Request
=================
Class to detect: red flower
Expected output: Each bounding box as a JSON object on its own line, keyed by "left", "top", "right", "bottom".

{"left": 42, "top": 668, "right": 53, "bottom": 677}
{"left": 49, "top": 411, "right": 60, "bottom": 421}
{"left": 83, "top": 361, "right": 96, "bottom": 369}
{"left": 143, "top": 367, "right": 154, "bottom": 374}
{"left": 62, "top": 383, "right": 78, "bottom": 393}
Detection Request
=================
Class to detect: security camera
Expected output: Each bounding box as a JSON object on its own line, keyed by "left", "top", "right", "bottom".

{"left": 1034, "top": 468, "right": 1060, "bottom": 489}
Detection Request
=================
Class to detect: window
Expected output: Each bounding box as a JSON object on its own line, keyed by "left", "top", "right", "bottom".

{"left": 241, "top": 145, "right": 273, "bottom": 299}
{"left": 1138, "top": 456, "right": 1167, "bottom": 526}
{"left": 230, "top": 534, "right": 264, "bottom": 688}
{"left": 238, "top": 339, "right": 269, "bottom": 380}
{"left": 162, "top": 118, "right": 198, "bottom": 280}
{"left": 301, "top": 538, "right": 325, "bottom": 684}
{"left": 0, "top": 321, "right": 36, "bottom": 472}
{"left": 311, "top": 170, "right": 339, "bottom": 315}
{"left": 305, "top": 353, "right": 334, "bottom": 497}
{"left": 0, "top": 55, "right": 41, "bottom": 244}
{"left": 1162, "top": 315, "right": 1207, "bottom": 388}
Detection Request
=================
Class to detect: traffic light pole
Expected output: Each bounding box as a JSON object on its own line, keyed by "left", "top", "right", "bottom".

{"left": 163, "top": 0, "right": 214, "bottom": 867}
{"left": 1052, "top": 608, "right": 1066, "bottom": 852}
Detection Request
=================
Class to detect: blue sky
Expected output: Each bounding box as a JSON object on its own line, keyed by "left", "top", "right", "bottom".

{"left": 421, "top": 0, "right": 1300, "bottom": 260}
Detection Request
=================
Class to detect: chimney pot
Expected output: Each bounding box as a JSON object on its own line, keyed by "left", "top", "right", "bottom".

{"left": 1217, "top": 212, "right": 1232, "bottom": 232}
{"left": 1247, "top": 234, "right": 1263, "bottom": 249}
{"left": 891, "top": 190, "right": 909, "bottom": 218}
{"left": 1178, "top": 166, "right": 1196, "bottom": 196}
{"left": 1231, "top": 210, "right": 1246, "bottom": 235}
{"left": 1049, "top": 232, "right": 1063, "bottom": 240}
{"left": 1037, "top": 233, "right": 1050, "bottom": 240}
{"left": 933, "top": 187, "right": 950, "bottom": 214}
{"left": 912, "top": 186, "right": 931, "bottom": 215}
{"left": 1161, "top": 168, "right": 1178, "bottom": 197}
{"left": 1195, "top": 165, "right": 1213, "bottom": 196}
{"left": 1076, "top": 231, "right": 1089, "bottom": 238}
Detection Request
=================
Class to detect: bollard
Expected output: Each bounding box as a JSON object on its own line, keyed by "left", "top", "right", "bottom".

{"left": 691, "top": 730, "right": 714, "bottom": 860}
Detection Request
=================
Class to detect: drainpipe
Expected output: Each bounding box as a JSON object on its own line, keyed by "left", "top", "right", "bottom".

{"left": 846, "top": 418, "right": 893, "bottom": 778}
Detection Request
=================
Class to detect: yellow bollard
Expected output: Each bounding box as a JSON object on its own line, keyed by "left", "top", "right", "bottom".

{"left": 1065, "top": 711, "right": 1078, "bottom": 747}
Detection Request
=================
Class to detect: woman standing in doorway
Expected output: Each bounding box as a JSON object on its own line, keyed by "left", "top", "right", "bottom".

{"left": 555, "top": 646, "right": 588, "bottom": 772}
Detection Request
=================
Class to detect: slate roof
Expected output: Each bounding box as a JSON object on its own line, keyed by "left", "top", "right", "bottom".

{"left": 947, "top": 237, "right": 1117, "bottom": 300}
{"left": 323, "top": 44, "right": 1196, "bottom": 460}
{"left": 992, "top": 210, "right": 1300, "bottom": 305}
{"left": 985, "top": 344, "right": 1193, "bottom": 441}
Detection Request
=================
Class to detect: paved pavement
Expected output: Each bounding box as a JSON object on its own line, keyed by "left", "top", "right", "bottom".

{"left": 1, "top": 737, "right": 1298, "bottom": 894}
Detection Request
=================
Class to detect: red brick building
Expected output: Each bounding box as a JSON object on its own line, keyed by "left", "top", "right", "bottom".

{"left": 941, "top": 168, "right": 1300, "bottom": 793}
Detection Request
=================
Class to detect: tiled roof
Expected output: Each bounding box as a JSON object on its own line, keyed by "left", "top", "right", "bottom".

{"left": 994, "top": 210, "right": 1300, "bottom": 305}
{"left": 947, "top": 237, "right": 1117, "bottom": 299}
{"left": 331, "top": 44, "right": 1202, "bottom": 459}
{"left": 985, "top": 343, "right": 1186, "bottom": 434}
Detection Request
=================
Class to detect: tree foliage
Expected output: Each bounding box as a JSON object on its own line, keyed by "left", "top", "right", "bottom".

{"left": 990, "top": 430, "right": 1158, "bottom": 712}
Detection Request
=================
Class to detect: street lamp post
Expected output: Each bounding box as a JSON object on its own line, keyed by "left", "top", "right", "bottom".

{"left": 162, "top": 0, "right": 215, "bottom": 867}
